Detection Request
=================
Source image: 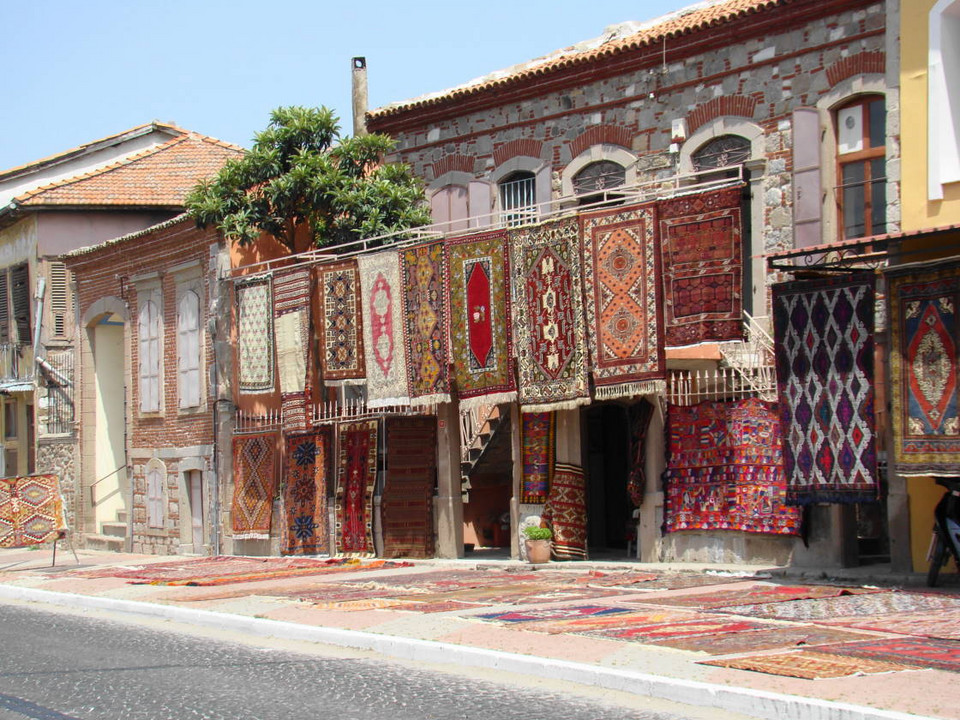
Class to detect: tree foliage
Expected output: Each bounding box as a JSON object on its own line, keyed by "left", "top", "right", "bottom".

{"left": 186, "top": 106, "right": 431, "bottom": 250}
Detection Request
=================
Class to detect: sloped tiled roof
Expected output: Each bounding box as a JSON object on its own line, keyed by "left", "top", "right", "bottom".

{"left": 13, "top": 132, "right": 244, "bottom": 209}
{"left": 369, "top": 0, "right": 784, "bottom": 120}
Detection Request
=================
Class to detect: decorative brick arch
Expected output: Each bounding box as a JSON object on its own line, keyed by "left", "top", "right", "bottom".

{"left": 568, "top": 125, "right": 633, "bottom": 160}
{"left": 492, "top": 138, "right": 543, "bottom": 167}
{"left": 826, "top": 52, "right": 885, "bottom": 88}
{"left": 687, "top": 96, "right": 759, "bottom": 135}
{"left": 431, "top": 154, "right": 475, "bottom": 180}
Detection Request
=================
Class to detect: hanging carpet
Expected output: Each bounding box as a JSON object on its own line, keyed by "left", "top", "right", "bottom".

{"left": 273, "top": 268, "right": 313, "bottom": 431}
{"left": 658, "top": 186, "right": 744, "bottom": 347}
{"left": 236, "top": 276, "right": 274, "bottom": 393}
{"left": 663, "top": 398, "right": 801, "bottom": 535}
{"left": 381, "top": 416, "right": 437, "bottom": 559}
{"left": 281, "top": 428, "right": 330, "bottom": 556}
{"left": 334, "top": 420, "right": 378, "bottom": 556}
{"left": 773, "top": 274, "right": 878, "bottom": 503}
{"left": 358, "top": 251, "right": 410, "bottom": 408}
{"left": 580, "top": 202, "right": 665, "bottom": 400}
{"left": 509, "top": 217, "right": 590, "bottom": 411}
{"left": 445, "top": 230, "right": 516, "bottom": 408}
{"left": 541, "top": 462, "right": 588, "bottom": 559}
{"left": 400, "top": 241, "right": 450, "bottom": 405}
{"left": 231, "top": 433, "right": 278, "bottom": 540}
{"left": 317, "top": 260, "right": 365, "bottom": 383}
{"left": 0, "top": 474, "right": 65, "bottom": 548}
{"left": 886, "top": 259, "right": 960, "bottom": 476}
{"left": 519, "top": 411, "right": 555, "bottom": 504}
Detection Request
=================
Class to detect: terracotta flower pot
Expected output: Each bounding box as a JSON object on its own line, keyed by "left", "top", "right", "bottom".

{"left": 524, "top": 538, "right": 551, "bottom": 564}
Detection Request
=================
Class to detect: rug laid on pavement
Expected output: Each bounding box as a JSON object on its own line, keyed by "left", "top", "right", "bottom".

{"left": 823, "top": 609, "right": 960, "bottom": 640}
{"left": 334, "top": 420, "right": 379, "bottom": 556}
{"left": 381, "top": 416, "right": 437, "bottom": 559}
{"left": 657, "top": 186, "right": 743, "bottom": 347}
{"left": 357, "top": 250, "right": 410, "bottom": 408}
{"left": 524, "top": 609, "right": 701, "bottom": 635}
{"left": 388, "top": 599, "right": 489, "bottom": 614}
{"left": 509, "top": 217, "right": 591, "bottom": 411}
{"left": 663, "top": 398, "right": 801, "bottom": 535}
{"left": 714, "top": 590, "right": 960, "bottom": 620}
{"left": 273, "top": 268, "right": 312, "bottom": 431}
{"left": 819, "top": 636, "right": 960, "bottom": 672}
{"left": 476, "top": 605, "right": 635, "bottom": 625}
{"left": 633, "top": 584, "right": 874, "bottom": 611}
{"left": 541, "top": 462, "right": 588, "bottom": 559}
{"left": 401, "top": 241, "right": 450, "bottom": 406}
{"left": 701, "top": 650, "right": 914, "bottom": 679}
{"left": 773, "top": 273, "right": 879, "bottom": 503}
{"left": 231, "top": 433, "right": 278, "bottom": 540}
{"left": 577, "top": 616, "right": 768, "bottom": 643}
{"left": 236, "top": 276, "right": 274, "bottom": 393}
{"left": 519, "top": 411, "right": 555, "bottom": 504}
{"left": 445, "top": 230, "right": 516, "bottom": 409}
{"left": 628, "top": 399, "right": 655, "bottom": 506}
{"left": 318, "top": 260, "right": 365, "bottom": 383}
{"left": 885, "top": 258, "right": 960, "bottom": 476}
{"left": 281, "top": 429, "right": 330, "bottom": 556}
{"left": 0, "top": 474, "right": 65, "bottom": 548}
{"left": 580, "top": 202, "right": 665, "bottom": 400}
{"left": 654, "top": 625, "right": 872, "bottom": 654}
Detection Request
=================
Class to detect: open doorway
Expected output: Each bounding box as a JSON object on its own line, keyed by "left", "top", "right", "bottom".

{"left": 583, "top": 403, "right": 632, "bottom": 556}
{"left": 90, "top": 313, "right": 126, "bottom": 531}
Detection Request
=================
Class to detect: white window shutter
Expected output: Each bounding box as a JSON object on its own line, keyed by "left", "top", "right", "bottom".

{"left": 178, "top": 292, "right": 201, "bottom": 408}
{"left": 139, "top": 300, "right": 161, "bottom": 413}
{"left": 146, "top": 467, "right": 164, "bottom": 529}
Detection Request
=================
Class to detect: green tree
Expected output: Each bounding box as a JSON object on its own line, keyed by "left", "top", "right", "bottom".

{"left": 186, "top": 106, "right": 431, "bottom": 250}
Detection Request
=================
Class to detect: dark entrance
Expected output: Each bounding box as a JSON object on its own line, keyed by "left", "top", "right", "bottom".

{"left": 583, "top": 403, "right": 633, "bottom": 554}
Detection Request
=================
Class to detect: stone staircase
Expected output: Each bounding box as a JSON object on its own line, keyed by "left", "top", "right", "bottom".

{"left": 459, "top": 404, "right": 504, "bottom": 502}
{"left": 84, "top": 510, "right": 127, "bottom": 552}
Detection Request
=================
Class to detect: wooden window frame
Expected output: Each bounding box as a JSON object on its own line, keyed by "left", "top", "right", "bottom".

{"left": 835, "top": 95, "right": 886, "bottom": 240}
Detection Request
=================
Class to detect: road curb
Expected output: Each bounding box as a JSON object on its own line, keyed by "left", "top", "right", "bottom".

{"left": 0, "top": 584, "right": 932, "bottom": 720}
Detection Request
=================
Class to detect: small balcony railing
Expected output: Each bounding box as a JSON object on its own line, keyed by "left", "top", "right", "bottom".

{"left": 0, "top": 343, "right": 33, "bottom": 385}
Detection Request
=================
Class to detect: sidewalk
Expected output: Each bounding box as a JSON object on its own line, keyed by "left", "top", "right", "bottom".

{"left": 1, "top": 547, "right": 957, "bottom": 720}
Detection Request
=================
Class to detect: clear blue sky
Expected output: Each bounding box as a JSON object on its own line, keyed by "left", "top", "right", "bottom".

{"left": 2, "top": 0, "right": 685, "bottom": 172}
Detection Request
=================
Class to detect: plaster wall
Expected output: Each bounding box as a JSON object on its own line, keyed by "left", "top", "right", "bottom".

{"left": 37, "top": 211, "right": 176, "bottom": 257}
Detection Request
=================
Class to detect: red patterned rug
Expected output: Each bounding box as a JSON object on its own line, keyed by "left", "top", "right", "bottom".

{"left": 317, "top": 260, "right": 365, "bottom": 382}
{"left": 715, "top": 590, "right": 960, "bottom": 620}
{"left": 519, "top": 412, "right": 555, "bottom": 504}
{"left": 509, "top": 217, "right": 590, "bottom": 411}
{"left": 334, "top": 420, "right": 378, "bottom": 556}
{"left": 273, "top": 267, "right": 312, "bottom": 432}
{"left": 654, "top": 625, "right": 871, "bottom": 654}
{"left": 702, "top": 650, "right": 914, "bottom": 679}
{"left": 635, "top": 584, "right": 873, "bottom": 610}
{"left": 281, "top": 429, "right": 330, "bottom": 556}
{"left": 477, "top": 605, "right": 634, "bottom": 624}
{"left": 231, "top": 433, "right": 278, "bottom": 540}
{"left": 541, "top": 462, "right": 587, "bottom": 559}
{"left": 663, "top": 398, "right": 801, "bottom": 535}
{"left": 401, "top": 241, "right": 450, "bottom": 405}
{"left": 578, "top": 617, "right": 767, "bottom": 643}
{"left": 445, "top": 230, "right": 516, "bottom": 408}
{"left": 357, "top": 250, "right": 410, "bottom": 408}
{"left": 658, "top": 186, "right": 744, "bottom": 347}
{"left": 822, "top": 637, "right": 960, "bottom": 673}
{"left": 0, "top": 474, "right": 65, "bottom": 548}
{"left": 381, "top": 416, "right": 437, "bottom": 559}
{"left": 824, "top": 609, "right": 960, "bottom": 640}
{"left": 580, "top": 202, "right": 665, "bottom": 400}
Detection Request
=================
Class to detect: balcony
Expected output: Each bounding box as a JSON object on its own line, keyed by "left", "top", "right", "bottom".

{"left": 0, "top": 343, "right": 35, "bottom": 391}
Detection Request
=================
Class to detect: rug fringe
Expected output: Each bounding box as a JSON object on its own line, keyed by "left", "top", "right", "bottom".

{"left": 594, "top": 379, "right": 666, "bottom": 400}
{"left": 459, "top": 391, "right": 517, "bottom": 411}
{"left": 232, "top": 532, "right": 271, "bottom": 540}
{"left": 521, "top": 396, "right": 591, "bottom": 413}
{"left": 410, "top": 393, "right": 451, "bottom": 407}
{"left": 366, "top": 396, "right": 412, "bottom": 410}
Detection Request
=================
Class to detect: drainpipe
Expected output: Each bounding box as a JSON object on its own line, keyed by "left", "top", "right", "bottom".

{"left": 352, "top": 57, "right": 368, "bottom": 137}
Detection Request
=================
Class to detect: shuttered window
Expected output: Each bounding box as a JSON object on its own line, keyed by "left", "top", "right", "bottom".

{"left": 177, "top": 291, "right": 201, "bottom": 408}
{"left": 138, "top": 299, "right": 161, "bottom": 413}
{"left": 146, "top": 465, "right": 164, "bottom": 529}
{"left": 49, "top": 262, "right": 68, "bottom": 338}
{"left": 10, "top": 264, "right": 30, "bottom": 345}
{"left": 0, "top": 273, "right": 9, "bottom": 343}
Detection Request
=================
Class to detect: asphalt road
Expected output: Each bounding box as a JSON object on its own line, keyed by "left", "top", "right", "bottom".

{"left": 0, "top": 602, "right": 741, "bottom": 720}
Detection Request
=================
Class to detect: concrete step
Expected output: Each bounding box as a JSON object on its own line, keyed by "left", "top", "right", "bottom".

{"left": 84, "top": 533, "right": 125, "bottom": 553}
{"left": 100, "top": 521, "right": 127, "bottom": 539}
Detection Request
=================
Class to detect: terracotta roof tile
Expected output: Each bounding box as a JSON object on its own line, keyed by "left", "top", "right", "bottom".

{"left": 14, "top": 133, "right": 244, "bottom": 208}
{"left": 369, "top": 0, "right": 782, "bottom": 120}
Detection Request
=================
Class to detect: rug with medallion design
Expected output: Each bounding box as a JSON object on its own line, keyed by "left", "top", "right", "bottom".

{"left": 400, "top": 241, "right": 450, "bottom": 406}
{"left": 317, "top": 260, "right": 365, "bottom": 383}
{"left": 231, "top": 433, "right": 278, "bottom": 540}
{"left": 334, "top": 420, "right": 379, "bottom": 556}
{"left": 281, "top": 428, "right": 330, "bottom": 556}
{"left": 0, "top": 474, "right": 64, "bottom": 548}
{"left": 358, "top": 250, "right": 410, "bottom": 408}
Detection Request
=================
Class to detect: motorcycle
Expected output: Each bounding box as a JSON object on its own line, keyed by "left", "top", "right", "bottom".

{"left": 927, "top": 477, "right": 960, "bottom": 587}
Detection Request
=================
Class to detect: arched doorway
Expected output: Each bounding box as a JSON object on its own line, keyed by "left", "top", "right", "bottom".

{"left": 89, "top": 312, "right": 127, "bottom": 532}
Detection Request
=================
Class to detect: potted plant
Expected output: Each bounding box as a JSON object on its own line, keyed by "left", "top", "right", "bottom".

{"left": 522, "top": 525, "right": 552, "bottom": 564}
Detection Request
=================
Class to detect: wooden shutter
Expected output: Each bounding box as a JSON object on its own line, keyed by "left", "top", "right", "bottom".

{"left": 0, "top": 272, "right": 9, "bottom": 343}
{"left": 792, "top": 108, "right": 822, "bottom": 248}
{"left": 49, "top": 262, "right": 68, "bottom": 337}
{"left": 178, "top": 291, "right": 201, "bottom": 408}
{"left": 10, "top": 264, "right": 30, "bottom": 345}
{"left": 146, "top": 466, "right": 164, "bottom": 529}
{"left": 139, "top": 300, "right": 160, "bottom": 413}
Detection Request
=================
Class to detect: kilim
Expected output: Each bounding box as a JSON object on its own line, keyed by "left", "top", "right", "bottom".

{"left": 0, "top": 474, "right": 65, "bottom": 548}
{"left": 580, "top": 202, "right": 665, "bottom": 400}
{"left": 576, "top": 617, "right": 768, "bottom": 643}
{"left": 627, "top": 399, "right": 655, "bottom": 506}
{"left": 658, "top": 186, "right": 744, "bottom": 347}
{"left": 701, "top": 650, "right": 913, "bottom": 679}
{"left": 231, "top": 433, "right": 278, "bottom": 540}
{"left": 357, "top": 250, "right": 410, "bottom": 408}
{"left": 653, "top": 625, "right": 871, "bottom": 654}
{"left": 281, "top": 429, "right": 330, "bottom": 556}
{"left": 509, "top": 217, "right": 590, "bottom": 410}
{"left": 445, "top": 230, "right": 516, "bottom": 409}
{"left": 273, "top": 268, "right": 313, "bottom": 431}
{"left": 335, "top": 420, "right": 378, "bottom": 556}
{"left": 317, "top": 260, "right": 365, "bottom": 383}
{"left": 663, "top": 398, "right": 801, "bottom": 535}
{"left": 381, "top": 416, "right": 437, "bottom": 558}
{"left": 886, "top": 258, "right": 960, "bottom": 476}
{"left": 824, "top": 610, "right": 960, "bottom": 641}
{"left": 541, "top": 462, "right": 588, "bottom": 559}
{"left": 477, "top": 605, "right": 634, "bottom": 624}
{"left": 632, "top": 583, "right": 873, "bottom": 610}
{"left": 519, "top": 412, "right": 555, "bottom": 504}
{"left": 773, "top": 274, "right": 879, "bottom": 503}
{"left": 715, "top": 589, "right": 960, "bottom": 620}
{"left": 400, "top": 241, "right": 450, "bottom": 405}
{"left": 236, "top": 277, "right": 274, "bottom": 393}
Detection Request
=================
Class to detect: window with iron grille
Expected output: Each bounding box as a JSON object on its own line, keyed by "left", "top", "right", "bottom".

{"left": 692, "top": 135, "right": 751, "bottom": 182}
{"left": 43, "top": 350, "right": 74, "bottom": 435}
{"left": 499, "top": 172, "right": 537, "bottom": 227}
{"left": 573, "top": 161, "right": 626, "bottom": 206}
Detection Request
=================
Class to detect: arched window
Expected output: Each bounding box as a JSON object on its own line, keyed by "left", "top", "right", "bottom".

{"left": 145, "top": 460, "right": 165, "bottom": 530}
{"left": 692, "top": 135, "right": 751, "bottom": 182}
{"left": 178, "top": 291, "right": 201, "bottom": 409}
{"left": 138, "top": 299, "right": 161, "bottom": 413}
{"left": 573, "top": 161, "right": 626, "bottom": 206}
{"left": 499, "top": 171, "right": 536, "bottom": 226}
{"left": 835, "top": 95, "right": 886, "bottom": 239}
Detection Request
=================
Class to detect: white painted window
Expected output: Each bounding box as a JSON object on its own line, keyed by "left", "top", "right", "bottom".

{"left": 929, "top": 0, "right": 960, "bottom": 199}
{"left": 177, "top": 290, "right": 201, "bottom": 408}
{"left": 138, "top": 299, "right": 161, "bottom": 413}
{"left": 499, "top": 171, "right": 536, "bottom": 227}
{"left": 146, "top": 464, "right": 164, "bottom": 529}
